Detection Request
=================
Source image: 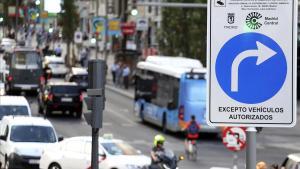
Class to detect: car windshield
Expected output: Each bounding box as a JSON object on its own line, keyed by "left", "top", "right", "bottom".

{"left": 14, "top": 52, "right": 40, "bottom": 69}
{"left": 51, "top": 86, "right": 80, "bottom": 94}
{"left": 71, "top": 75, "right": 88, "bottom": 83}
{"left": 0, "top": 106, "right": 29, "bottom": 120}
{"left": 101, "top": 142, "right": 140, "bottom": 155}
{"left": 49, "top": 62, "right": 64, "bottom": 65}
{"left": 10, "top": 125, "right": 57, "bottom": 143}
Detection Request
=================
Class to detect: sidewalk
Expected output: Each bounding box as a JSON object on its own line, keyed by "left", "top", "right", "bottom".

{"left": 104, "top": 51, "right": 135, "bottom": 99}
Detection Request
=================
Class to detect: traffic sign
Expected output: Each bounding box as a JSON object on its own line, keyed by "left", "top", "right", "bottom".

{"left": 207, "top": 0, "right": 297, "bottom": 127}
{"left": 222, "top": 127, "right": 246, "bottom": 152}
{"left": 74, "top": 31, "right": 83, "bottom": 44}
{"left": 121, "top": 22, "right": 136, "bottom": 35}
{"left": 92, "top": 17, "right": 106, "bottom": 35}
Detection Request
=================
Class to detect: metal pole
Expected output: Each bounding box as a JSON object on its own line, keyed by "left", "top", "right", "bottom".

{"left": 91, "top": 128, "right": 99, "bottom": 169}
{"left": 15, "top": 0, "right": 19, "bottom": 41}
{"left": 246, "top": 127, "right": 257, "bottom": 169}
{"left": 95, "top": 0, "right": 99, "bottom": 59}
{"left": 233, "top": 152, "right": 238, "bottom": 169}
{"left": 104, "top": 0, "right": 108, "bottom": 62}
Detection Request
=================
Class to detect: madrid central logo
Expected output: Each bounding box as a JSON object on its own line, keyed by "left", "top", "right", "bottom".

{"left": 246, "top": 12, "right": 262, "bottom": 30}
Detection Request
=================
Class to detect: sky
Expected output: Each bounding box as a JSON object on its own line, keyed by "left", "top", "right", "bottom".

{"left": 44, "top": 0, "right": 61, "bottom": 13}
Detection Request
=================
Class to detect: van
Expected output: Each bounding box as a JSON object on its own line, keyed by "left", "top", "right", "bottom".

{"left": 4, "top": 47, "right": 43, "bottom": 93}
{"left": 0, "top": 116, "right": 61, "bottom": 169}
{"left": 0, "top": 96, "right": 32, "bottom": 122}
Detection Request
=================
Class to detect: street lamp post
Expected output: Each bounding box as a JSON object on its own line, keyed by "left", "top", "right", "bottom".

{"left": 104, "top": 0, "right": 108, "bottom": 62}
{"left": 15, "top": 0, "right": 19, "bottom": 41}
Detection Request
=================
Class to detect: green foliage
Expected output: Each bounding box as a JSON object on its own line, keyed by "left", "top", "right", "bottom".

{"left": 157, "top": 0, "right": 207, "bottom": 66}
{"left": 60, "top": 0, "right": 79, "bottom": 43}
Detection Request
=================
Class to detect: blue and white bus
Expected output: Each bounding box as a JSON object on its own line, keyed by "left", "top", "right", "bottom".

{"left": 134, "top": 56, "right": 219, "bottom": 133}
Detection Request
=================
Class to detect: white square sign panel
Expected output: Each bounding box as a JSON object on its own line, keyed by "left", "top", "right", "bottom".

{"left": 207, "top": 0, "right": 297, "bottom": 127}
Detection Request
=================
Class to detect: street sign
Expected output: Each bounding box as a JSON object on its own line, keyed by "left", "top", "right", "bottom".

{"left": 93, "top": 17, "right": 106, "bottom": 35}
{"left": 222, "top": 127, "right": 246, "bottom": 152}
{"left": 207, "top": 0, "right": 297, "bottom": 127}
{"left": 121, "top": 22, "right": 136, "bottom": 35}
{"left": 40, "top": 11, "right": 48, "bottom": 19}
{"left": 136, "top": 18, "right": 148, "bottom": 31}
{"left": 74, "top": 31, "right": 83, "bottom": 44}
{"left": 108, "top": 18, "right": 121, "bottom": 36}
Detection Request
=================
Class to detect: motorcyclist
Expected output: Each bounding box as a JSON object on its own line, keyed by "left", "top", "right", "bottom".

{"left": 150, "top": 134, "right": 165, "bottom": 168}
{"left": 184, "top": 115, "right": 200, "bottom": 151}
{"left": 43, "top": 62, "right": 52, "bottom": 85}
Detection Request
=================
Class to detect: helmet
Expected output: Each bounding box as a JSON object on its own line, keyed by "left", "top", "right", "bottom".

{"left": 153, "top": 134, "right": 165, "bottom": 146}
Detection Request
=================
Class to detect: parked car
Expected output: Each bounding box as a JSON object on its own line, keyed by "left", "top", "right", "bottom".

{"left": 43, "top": 56, "right": 68, "bottom": 77}
{"left": 0, "top": 116, "right": 62, "bottom": 169}
{"left": 38, "top": 82, "right": 83, "bottom": 118}
{"left": 0, "top": 96, "right": 32, "bottom": 122}
{"left": 39, "top": 135, "right": 151, "bottom": 169}
{"left": 281, "top": 153, "right": 300, "bottom": 169}
{"left": 4, "top": 47, "right": 43, "bottom": 94}
{"left": 65, "top": 67, "right": 88, "bottom": 90}
{"left": 0, "top": 38, "right": 16, "bottom": 53}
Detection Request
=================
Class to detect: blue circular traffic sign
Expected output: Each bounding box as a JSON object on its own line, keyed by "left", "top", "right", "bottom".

{"left": 216, "top": 33, "right": 287, "bottom": 104}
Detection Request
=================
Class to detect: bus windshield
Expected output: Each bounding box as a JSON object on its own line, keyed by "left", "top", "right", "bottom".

{"left": 185, "top": 80, "right": 206, "bottom": 102}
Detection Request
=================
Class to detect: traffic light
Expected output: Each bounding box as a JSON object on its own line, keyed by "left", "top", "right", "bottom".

{"left": 84, "top": 60, "right": 106, "bottom": 129}
{"left": 131, "top": 0, "right": 138, "bottom": 16}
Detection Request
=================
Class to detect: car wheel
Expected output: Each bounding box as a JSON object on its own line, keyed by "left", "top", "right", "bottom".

{"left": 140, "top": 105, "right": 145, "bottom": 123}
{"left": 162, "top": 113, "right": 167, "bottom": 133}
{"left": 44, "top": 107, "right": 51, "bottom": 117}
{"left": 76, "top": 111, "right": 82, "bottom": 119}
{"left": 48, "top": 163, "right": 61, "bottom": 169}
{"left": 38, "top": 106, "right": 43, "bottom": 114}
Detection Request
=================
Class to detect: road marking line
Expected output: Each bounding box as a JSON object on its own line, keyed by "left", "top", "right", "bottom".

{"left": 105, "top": 109, "right": 135, "bottom": 125}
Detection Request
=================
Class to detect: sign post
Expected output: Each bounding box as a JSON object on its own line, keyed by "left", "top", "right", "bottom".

{"left": 208, "top": 0, "right": 297, "bottom": 168}
{"left": 222, "top": 127, "right": 246, "bottom": 169}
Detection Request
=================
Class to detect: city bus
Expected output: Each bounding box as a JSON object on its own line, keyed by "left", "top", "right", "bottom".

{"left": 134, "top": 56, "right": 219, "bottom": 133}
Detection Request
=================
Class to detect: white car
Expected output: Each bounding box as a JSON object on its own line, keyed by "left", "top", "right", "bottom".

{"left": 0, "top": 116, "right": 61, "bottom": 169}
{"left": 40, "top": 136, "right": 151, "bottom": 169}
{"left": 0, "top": 96, "right": 32, "bottom": 122}
{"left": 0, "top": 38, "right": 16, "bottom": 53}
{"left": 44, "top": 56, "right": 68, "bottom": 77}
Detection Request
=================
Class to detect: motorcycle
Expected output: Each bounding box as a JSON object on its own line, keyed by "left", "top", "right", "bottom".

{"left": 186, "top": 140, "right": 197, "bottom": 161}
{"left": 149, "top": 149, "right": 184, "bottom": 169}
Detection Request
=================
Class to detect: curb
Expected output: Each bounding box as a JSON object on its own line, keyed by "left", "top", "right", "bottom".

{"left": 105, "top": 85, "right": 134, "bottom": 99}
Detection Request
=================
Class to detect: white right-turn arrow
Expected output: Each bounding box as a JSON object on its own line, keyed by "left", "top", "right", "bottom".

{"left": 231, "top": 41, "right": 277, "bottom": 92}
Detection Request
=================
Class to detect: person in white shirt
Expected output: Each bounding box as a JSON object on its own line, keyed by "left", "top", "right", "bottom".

{"left": 111, "top": 61, "right": 119, "bottom": 84}
{"left": 122, "top": 64, "right": 130, "bottom": 89}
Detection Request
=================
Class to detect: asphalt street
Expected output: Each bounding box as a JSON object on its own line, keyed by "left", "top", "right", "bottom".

{"left": 25, "top": 78, "right": 300, "bottom": 169}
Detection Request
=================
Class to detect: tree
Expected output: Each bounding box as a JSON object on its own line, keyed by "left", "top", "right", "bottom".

{"left": 60, "top": 0, "right": 79, "bottom": 66}
{"left": 157, "top": 0, "right": 207, "bottom": 66}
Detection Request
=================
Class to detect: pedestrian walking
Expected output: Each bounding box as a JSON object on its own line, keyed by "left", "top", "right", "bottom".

{"left": 122, "top": 64, "right": 130, "bottom": 89}
{"left": 80, "top": 48, "right": 89, "bottom": 67}
{"left": 54, "top": 44, "right": 62, "bottom": 57}
{"left": 115, "top": 62, "right": 123, "bottom": 87}
{"left": 111, "top": 61, "right": 119, "bottom": 84}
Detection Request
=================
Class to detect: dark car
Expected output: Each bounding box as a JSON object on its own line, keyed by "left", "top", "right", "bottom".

{"left": 65, "top": 67, "right": 88, "bottom": 90}
{"left": 4, "top": 47, "right": 43, "bottom": 94}
{"left": 38, "top": 82, "right": 83, "bottom": 118}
